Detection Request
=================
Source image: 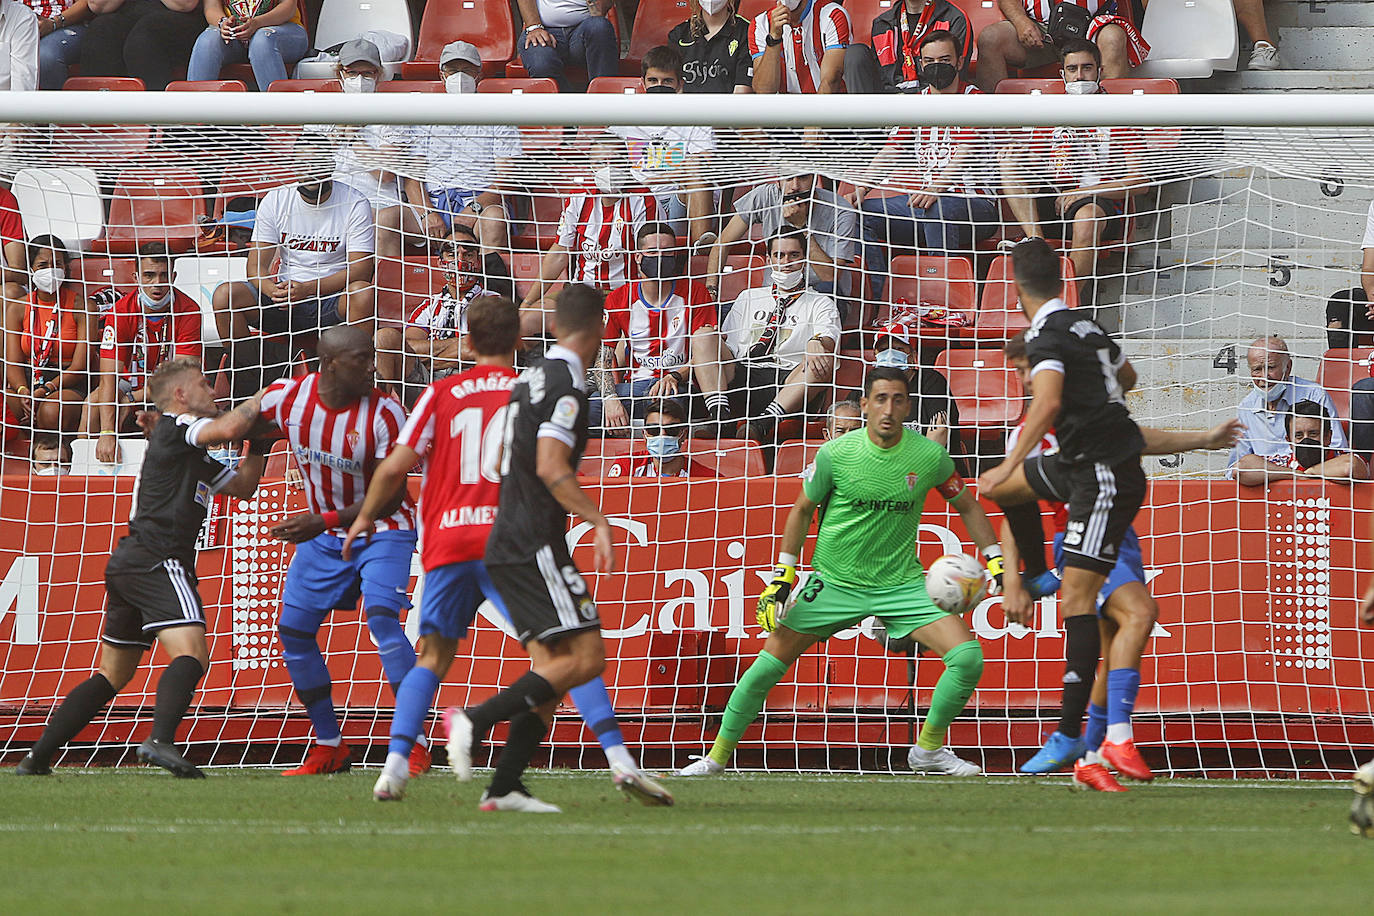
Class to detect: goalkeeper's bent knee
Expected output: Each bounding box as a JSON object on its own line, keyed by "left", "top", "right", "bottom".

{"left": 942, "top": 640, "right": 984, "bottom": 690}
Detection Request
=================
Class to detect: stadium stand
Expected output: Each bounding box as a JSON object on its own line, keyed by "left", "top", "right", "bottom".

{"left": 624, "top": 0, "right": 691, "bottom": 74}
{"left": 90, "top": 169, "right": 204, "bottom": 255}
{"left": 165, "top": 80, "right": 249, "bottom": 92}
{"left": 403, "top": 0, "right": 517, "bottom": 80}
{"left": 588, "top": 76, "right": 645, "bottom": 94}
{"left": 1132, "top": 0, "right": 1241, "bottom": 79}
{"left": 292, "top": 0, "right": 414, "bottom": 81}
{"left": 933, "top": 347, "right": 1025, "bottom": 434}
{"left": 1319, "top": 348, "right": 1374, "bottom": 420}
{"left": 62, "top": 77, "right": 145, "bottom": 92}
{"left": 12, "top": 168, "right": 103, "bottom": 250}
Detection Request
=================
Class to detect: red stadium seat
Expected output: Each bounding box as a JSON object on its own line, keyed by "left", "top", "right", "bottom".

{"left": 963, "top": 0, "right": 1005, "bottom": 69}
{"left": 689, "top": 253, "right": 766, "bottom": 308}
{"left": 877, "top": 255, "right": 976, "bottom": 345}
{"left": 1319, "top": 348, "right": 1374, "bottom": 421}
{"left": 774, "top": 439, "right": 824, "bottom": 477}
{"left": 63, "top": 76, "right": 144, "bottom": 91}
{"left": 404, "top": 0, "right": 516, "bottom": 80}
{"left": 625, "top": 0, "right": 690, "bottom": 74}
{"left": 511, "top": 191, "right": 566, "bottom": 250}
{"left": 510, "top": 249, "right": 563, "bottom": 301}
{"left": 588, "top": 76, "right": 643, "bottom": 94}
{"left": 578, "top": 438, "right": 634, "bottom": 476}
{"left": 91, "top": 168, "right": 205, "bottom": 255}
{"left": 690, "top": 440, "right": 766, "bottom": 476}
{"left": 376, "top": 256, "right": 444, "bottom": 326}
{"left": 166, "top": 80, "right": 247, "bottom": 92}
{"left": 477, "top": 77, "right": 559, "bottom": 94}
{"left": 265, "top": 79, "right": 342, "bottom": 92}
{"left": 934, "top": 347, "right": 1025, "bottom": 431}
{"left": 69, "top": 256, "right": 137, "bottom": 298}
{"left": 737, "top": 0, "right": 773, "bottom": 24}
{"left": 972, "top": 253, "right": 1078, "bottom": 340}
{"left": 377, "top": 80, "right": 446, "bottom": 93}
{"left": 833, "top": 349, "right": 869, "bottom": 394}
{"left": 264, "top": 439, "right": 294, "bottom": 478}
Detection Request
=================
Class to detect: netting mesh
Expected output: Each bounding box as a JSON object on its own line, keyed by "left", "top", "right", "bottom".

{"left": 0, "top": 105, "right": 1371, "bottom": 776}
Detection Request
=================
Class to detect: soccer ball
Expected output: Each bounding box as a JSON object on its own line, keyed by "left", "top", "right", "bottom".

{"left": 925, "top": 554, "right": 988, "bottom": 614}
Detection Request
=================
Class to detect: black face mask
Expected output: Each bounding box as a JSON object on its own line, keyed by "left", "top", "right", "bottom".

{"left": 1294, "top": 441, "right": 1327, "bottom": 470}
{"left": 644, "top": 84, "right": 677, "bottom": 94}
{"left": 638, "top": 253, "right": 681, "bottom": 280}
{"left": 921, "top": 62, "right": 958, "bottom": 90}
{"left": 298, "top": 179, "right": 332, "bottom": 203}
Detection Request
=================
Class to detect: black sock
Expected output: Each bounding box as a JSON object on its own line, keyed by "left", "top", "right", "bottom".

{"left": 29, "top": 673, "right": 118, "bottom": 764}
{"left": 1002, "top": 501, "right": 1049, "bottom": 579}
{"left": 151, "top": 656, "right": 205, "bottom": 745}
{"left": 467, "top": 671, "right": 557, "bottom": 739}
{"left": 487, "top": 711, "right": 549, "bottom": 798}
{"left": 1058, "top": 616, "right": 1101, "bottom": 739}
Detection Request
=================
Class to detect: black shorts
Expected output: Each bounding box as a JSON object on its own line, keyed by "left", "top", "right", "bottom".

{"left": 102, "top": 559, "right": 207, "bottom": 649}
{"left": 1024, "top": 454, "right": 1147, "bottom": 576}
{"left": 727, "top": 364, "right": 790, "bottom": 419}
{"left": 1034, "top": 191, "right": 1125, "bottom": 243}
{"left": 486, "top": 542, "right": 600, "bottom": 646}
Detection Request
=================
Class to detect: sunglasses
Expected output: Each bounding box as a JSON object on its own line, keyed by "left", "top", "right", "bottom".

{"left": 643, "top": 424, "right": 684, "bottom": 437}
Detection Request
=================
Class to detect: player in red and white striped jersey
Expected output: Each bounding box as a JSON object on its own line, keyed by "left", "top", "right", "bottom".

{"left": 519, "top": 136, "right": 658, "bottom": 341}
{"left": 749, "top": 0, "right": 850, "bottom": 94}
{"left": 256, "top": 325, "right": 423, "bottom": 777}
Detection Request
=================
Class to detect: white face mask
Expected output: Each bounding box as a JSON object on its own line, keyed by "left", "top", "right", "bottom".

{"left": 340, "top": 74, "right": 377, "bottom": 94}
{"left": 1063, "top": 79, "right": 1100, "bottom": 95}
{"left": 771, "top": 264, "right": 805, "bottom": 291}
{"left": 782, "top": 0, "right": 804, "bottom": 9}
{"left": 645, "top": 435, "right": 681, "bottom": 460}
{"left": 444, "top": 72, "right": 476, "bottom": 94}
{"left": 593, "top": 165, "right": 627, "bottom": 195}
{"left": 698, "top": 0, "right": 728, "bottom": 13}
{"left": 139, "top": 288, "right": 173, "bottom": 312}
{"left": 875, "top": 347, "right": 908, "bottom": 369}
{"left": 1257, "top": 378, "right": 1289, "bottom": 403}
{"left": 32, "top": 267, "right": 64, "bottom": 295}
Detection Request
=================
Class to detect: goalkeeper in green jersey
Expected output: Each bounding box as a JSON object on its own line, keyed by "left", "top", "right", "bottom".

{"left": 678, "top": 367, "right": 1005, "bottom": 777}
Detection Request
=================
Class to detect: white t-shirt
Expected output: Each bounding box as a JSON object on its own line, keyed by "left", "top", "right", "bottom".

{"left": 1362, "top": 199, "right": 1374, "bottom": 249}
{"left": 413, "top": 125, "right": 523, "bottom": 194}
{"left": 538, "top": 0, "right": 592, "bottom": 28}
{"left": 722, "top": 286, "right": 841, "bottom": 371}
{"left": 252, "top": 183, "right": 376, "bottom": 283}
{"left": 608, "top": 126, "right": 715, "bottom": 199}
{"left": 332, "top": 124, "right": 414, "bottom": 211}
{"left": 0, "top": 0, "right": 37, "bottom": 92}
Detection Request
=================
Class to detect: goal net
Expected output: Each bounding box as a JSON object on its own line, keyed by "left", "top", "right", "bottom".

{"left": 0, "top": 91, "right": 1370, "bottom": 777}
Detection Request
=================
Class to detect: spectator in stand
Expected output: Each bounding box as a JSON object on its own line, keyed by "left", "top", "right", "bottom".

{"left": 1234, "top": 399, "right": 1367, "bottom": 487}
{"left": 1326, "top": 199, "right": 1374, "bottom": 350}
{"left": 3, "top": 236, "right": 90, "bottom": 465}
{"left": 852, "top": 30, "right": 996, "bottom": 290}
{"left": 211, "top": 144, "right": 375, "bottom": 397}
{"left": 79, "top": 0, "right": 208, "bottom": 92}
{"left": 1236, "top": 0, "right": 1279, "bottom": 71}
{"left": 0, "top": 178, "right": 25, "bottom": 295}
{"left": 719, "top": 227, "right": 840, "bottom": 443}
{"left": 374, "top": 226, "right": 512, "bottom": 403}
{"left": 0, "top": 0, "right": 38, "bottom": 89}
{"left": 515, "top": 0, "right": 618, "bottom": 91}
{"left": 608, "top": 45, "right": 716, "bottom": 246}
{"left": 519, "top": 135, "right": 658, "bottom": 339}
{"left": 594, "top": 221, "right": 727, "bottom": 431}
{"left": 186, "top": 0, "right": 306, "bottom": 91}
{"left": 824, "top": 397, "right": 861, "bottom": 439}
{"left": 36, "top": 0, "right": 91, "bottom": 90}
{"left": 85, "top": 242, "right": 202, "bottom": 463}
{"left": 708, "top": 171, "right": 858, "bottom": 301}
{"left": 749, "top": 0, "right": 849, "bottom": 94}
{"left": 668, "top": 0, "right": 753, "bottom": 94}
{"left": 997, "top": 40, "right": 1145, "bottom": 299}
{"left": 865, "top": 319, "right": 961, "bottom": 457}
{"left": 1227, "top": 335, "right": 1347, "bottom": 475}
{"left": 606, "top": 400, "right": 718, "bottom": 478}
{"left": 326, "top": 43, "right": 410, "bottom": 213}
{"left": 844, "top": 0, "right": 970, "bottom": 93}
{"left": 376, "top": 41, "right": 521, "bottom": 258}
{"left": 975, "top": 0, "right": 1148, "bottom": 92}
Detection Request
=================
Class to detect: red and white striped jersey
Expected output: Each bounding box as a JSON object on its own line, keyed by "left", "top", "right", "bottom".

{"left": 260, "top": 373, "right": 416, "bottom": 535}
{"left": 1006, "top": 421, "right": 1069, "bottom": 533}
{"left": 556, "top": 190, "right": 658, "bottom": 289}
{"left": 887, "top": 86, "right": 990, "bottom": 196}
{"left": 397, "top": 364, "right": 517, "bottom": 571}
{"left": 748, "top": 1, "right": 850, "bottom": 94}
{"left": 603, "top": 279, "right": 718, "bottom": 381}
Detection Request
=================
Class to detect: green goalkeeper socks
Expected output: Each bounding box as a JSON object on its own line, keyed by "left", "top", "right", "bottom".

{"left": 916, "top": 640, "right": 984, "bottom": 751}
{"left": 707, "top": 650, "right": 789, "bottom": 765}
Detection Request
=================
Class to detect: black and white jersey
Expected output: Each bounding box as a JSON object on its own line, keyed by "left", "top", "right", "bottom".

{"left": 1024, "top": 299, "right": 1144, "bottom": 466}
{"left": 485, "top": 345, "right": 591, "bottom": 566}
{"left": 107, "top": 412, "right": 236, "bottom": 573}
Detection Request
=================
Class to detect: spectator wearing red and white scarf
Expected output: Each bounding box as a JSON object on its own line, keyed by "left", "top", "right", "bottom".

{"left": 748, "top": 0, "right": 848, "bottom": 94}
{"left": 843, "top": 0, "right": 970, "bottom": 94}
{"left": 974, "top": 0, "right": 1147, "bottom": 91}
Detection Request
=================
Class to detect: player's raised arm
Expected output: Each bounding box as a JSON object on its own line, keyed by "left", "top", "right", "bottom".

{"left": 191, "top": 387, "right": 266, "bottom": 447}
{"left": 342, "top": 442, "right": 419, "bottom": 560}
{"left": 536, "top": 435, "right": 614, "bottom": 574}
{"left": 1140, "top": 419, "right": 1244, "bottom": 455}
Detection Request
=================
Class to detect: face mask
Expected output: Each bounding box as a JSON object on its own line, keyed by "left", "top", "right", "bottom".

{"left": 1063, "top": 79, "right": 1100, "bottom": 95}
{"left": 446, "top": 256, "right": 480, "bottom": 292}
{"left": 638, "top": 253, "right": 680, "bottom": 280}
{"left": 1257, "top": 379, "right": 1288, "bottom": 403}
{"left": 32, "top": 267, "right": 64, "bottom": 294}
{"left": 772, "top": 264, "right": 805, "bottom": 291}
{"left": 139, "top": 288, "right": 173, "bottom": 312}
{"left": 593, "top": 165, "right": 627, "bottom": 195}
{"left": 782, "top": 0, "right": 804, "bottom": 9}
{"left": 644, "top": 84, "right": 677, "bottom": 94}
{"left": 444, "top": 72, "right": 477, "bottom": 94}
{"left": 699, "top": 0, "right": 728, "bottom": 12}
{"left": 340, "top": 74, "right": 377, "bottom": 94}
{"left": 921, "top": 62, "right": 958, "bottom": 90}
{"left": 1294, "top": 442, "right": 1326, "bottom": 470}
{"left": 875, "top": 347, "right": 908, "bottom": 369}
{"left": 645, "top": 435, "right": 681, "bottom": 460}
{"left": 298, "top": 179, "right": 332, "bottom": 204}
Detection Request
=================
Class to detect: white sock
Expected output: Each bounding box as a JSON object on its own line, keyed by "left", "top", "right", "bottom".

{"left": 1106, "top": 722, "right": 1133, "bottom": 744}
{"left": 1084, "top": 749, "right": 1102, "bottom": 765}
{"left": 604, "top": 744, "right": 636, "bottom": 771}
{"left": 415, "top": 733, "right": 428, "bottom": 749}
{"left": 318, "top": 736, "right": 342, "bottom": 748}
{"left": 383, "top": 751, "right": 410, "bottom": 780}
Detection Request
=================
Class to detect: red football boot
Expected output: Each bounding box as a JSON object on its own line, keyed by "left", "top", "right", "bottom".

{"left": 408, "top": 741, "right": 432, "bottom": 777}
{"left": 1072, "top": 760, "right": 1128, "bottom": 792}
{"left": 282, "top": 742, "right": 352, "bottom": 776}
{"left": 1100, "top": 738, "right": 1155, "bottom": 781}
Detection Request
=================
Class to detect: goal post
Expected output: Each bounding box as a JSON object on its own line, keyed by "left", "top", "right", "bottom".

{"left": 0, "top": 91, "right": 1370, "bottom": 776}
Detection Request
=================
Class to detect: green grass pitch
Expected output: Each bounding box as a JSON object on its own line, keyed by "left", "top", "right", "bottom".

{"left": 1, "top": 768, "right": 1368, "bottom": 913}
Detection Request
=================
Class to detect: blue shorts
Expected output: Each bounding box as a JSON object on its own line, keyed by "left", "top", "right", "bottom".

{"left": 246, "top": 281, "right": 343, "bottom": 335}
{"left": 281, "top": 528, "right": 417, "bottom": 613}
{"left": 419, "top": 560, "right": 507, "bottom": 640}
{"left": 1052, "top": 526, "right": 1145, "bottom": 615}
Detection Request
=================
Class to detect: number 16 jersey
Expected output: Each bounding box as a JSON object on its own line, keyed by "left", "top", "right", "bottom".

{"left": 397, "top": 363, "right": 518, "bottom": 572}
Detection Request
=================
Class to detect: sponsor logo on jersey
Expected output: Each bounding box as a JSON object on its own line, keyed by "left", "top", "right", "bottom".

{"left": 551, "top": 394, "right": 580, "bottom": 430}
{"left": 441, "top": 505, "right": 497, "bottom": 528}
{"left": 852, "top": 498, "right": 915, "bottom": 513}
{"left": 345, "top": 429, "right": 360, "bottom": 451}
{"left": 194, "top": 480, "right": 211, "bottom": 507}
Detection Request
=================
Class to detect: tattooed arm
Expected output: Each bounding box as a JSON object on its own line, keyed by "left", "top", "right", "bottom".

{"left": 192, "top": 389, "right": 266, "bottom": 448}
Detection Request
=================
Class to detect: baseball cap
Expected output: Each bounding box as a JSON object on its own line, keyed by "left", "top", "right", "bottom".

{"left": 338, "top": 39, "right": 382, "bottom": 70}
{"left": 219, "top": 207, "right": 256, "bottom": 231}
{"left": 440, "top": 40, "right": 481, "bottom": 69}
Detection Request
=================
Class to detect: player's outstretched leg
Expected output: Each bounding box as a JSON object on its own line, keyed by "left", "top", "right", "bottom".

{"left": 278, "top": 605, "right": 351, "bottom": 775}
{"left": 907, "top": 640, "right": 985, "bottom": 777}
{"left": 363, "top": 605, "right": 429, "bottom": 777}
{"left": 568, "top": 677, "right": 673, "bottom": 806}
{"left": 449, "top": 669, "right": 560, "bottom": 781}
{"left": 678, "top": 649, "right": 791, "bottom": 776}
{"left": 1095, "top": 581, "right": 1156, "bottom": 782}
{"left": 19, "top": 641, "right": 143, "bottom": 775}
{"left": 375, "top": 659, "right": 443, "bottom": 801}
{"left": 479, "top": 709, "right": 560, "bottom": 813}
{"left": 1350, "top": 760, "right": 1374, "bottom": 838}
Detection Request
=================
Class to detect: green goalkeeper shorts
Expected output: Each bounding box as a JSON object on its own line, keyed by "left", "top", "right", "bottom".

{"left": 780, "top": 573, "right": 952, "bottom": 640}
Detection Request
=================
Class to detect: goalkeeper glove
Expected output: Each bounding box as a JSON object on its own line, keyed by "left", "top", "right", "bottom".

{"left": 756, "top": 556, "right": 798, "bottom": 632}
{"left": 983, "top": 546, "right": 1005, "bottom": 594}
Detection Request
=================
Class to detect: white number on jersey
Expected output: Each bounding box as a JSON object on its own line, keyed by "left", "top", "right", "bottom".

{"left": 498, "top": 401, "right": 521, "bottom": 477}
{"left": 450, "top": 404, "right": 510, "bottom": 485}
{"left": 1096, "top": 347, "right": 1126, "bottom": 406}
